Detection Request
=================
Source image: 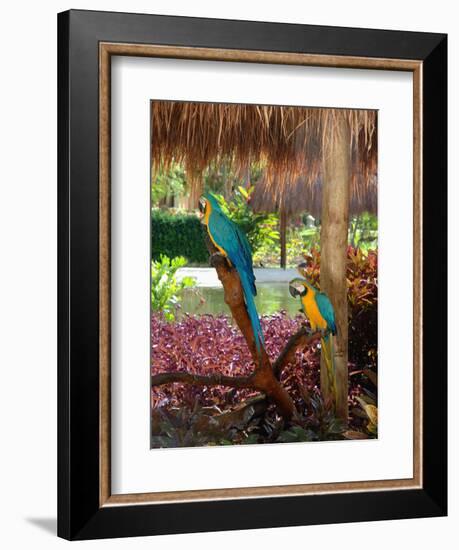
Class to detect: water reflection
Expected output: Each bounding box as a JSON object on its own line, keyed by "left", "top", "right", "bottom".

{"left": 179, "top": 282, "right": 300, "bottom": 318}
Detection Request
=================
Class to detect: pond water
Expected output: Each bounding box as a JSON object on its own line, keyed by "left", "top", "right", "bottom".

{"left": 180, "top": 282, "right": 300, "bottom": 318}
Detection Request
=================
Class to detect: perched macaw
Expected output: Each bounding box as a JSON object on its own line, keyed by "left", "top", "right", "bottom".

{"left": 199, "top": 193, "right": 264, "bottom": 352}
{"left": 289, "top": 277, "right": 337, "bottom": 394}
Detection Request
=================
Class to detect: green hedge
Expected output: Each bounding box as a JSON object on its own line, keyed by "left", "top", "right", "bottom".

{"left": 151, "top": 210, "right": 209, "bottom": 264}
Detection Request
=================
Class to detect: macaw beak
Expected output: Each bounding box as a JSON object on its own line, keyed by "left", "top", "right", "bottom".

{"left": 297, "top": 262, "right": 308, "bottom": 270}
{"left": 198, "top": 198, "right": 206, "bottom": 214}
{"left": 289, "top": 280, "right": 307, "bottom": 298}
{"left": 289, "top": 283, "right": 301, "bottom": 298}
{"left": 289, "top": 284, "right": 299, "bottom": 298}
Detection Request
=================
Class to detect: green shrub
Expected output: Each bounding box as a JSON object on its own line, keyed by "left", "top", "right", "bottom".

{"left": 151, "top": 209, "right": 209, "bottom": 264}
{"left": 151, "top": 255, "right": 196, "bottom": 321}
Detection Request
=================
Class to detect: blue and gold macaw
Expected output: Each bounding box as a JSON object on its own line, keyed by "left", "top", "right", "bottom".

{"left": 289, "top": 277, "right": 337, "bottom": 394}
{"left": 199, "top": 193, "right": 264, "bottom": 352}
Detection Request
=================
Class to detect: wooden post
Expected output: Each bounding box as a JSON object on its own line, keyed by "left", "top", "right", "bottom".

{"left": 280, "top": 208, "right": 287, "bottom": 269}
{"left": 320, "top": 113, "right": 350, "bottom": 423}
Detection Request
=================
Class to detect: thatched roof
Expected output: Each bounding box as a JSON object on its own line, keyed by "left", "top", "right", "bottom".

{"left": 251, "top": 173, "right": 377, "bottom": 219}
{"left": 151, "top": 101, "right": 377, "bottom": 207}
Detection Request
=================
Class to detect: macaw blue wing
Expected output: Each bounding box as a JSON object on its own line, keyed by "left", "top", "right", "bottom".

{"left": 208, "top": 211, "right": 256, "bottom": 294}
{"left": 233, "top": 225, "right": 257, "bottom": 296}
{"left": 207, "top": 210, "right": 263, "bottom": 350}
{"left": 315, "top": 292, "right": 337, "bottom": 335}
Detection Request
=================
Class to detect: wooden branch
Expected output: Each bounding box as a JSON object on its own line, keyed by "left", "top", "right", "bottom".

{"left": 205, "top": 236, "right": 296, "bottom": 419}
{"left": 273, "top": 327, "right": 322, "bottom": 379}
{"left": 151, "top": 371, "right": 253, "bottom": 389}
{"left": 209, "top": 251, "right": 261, "bottom": 365}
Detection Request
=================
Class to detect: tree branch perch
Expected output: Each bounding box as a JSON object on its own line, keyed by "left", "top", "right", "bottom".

{"left": 273, "top": 327, "right": 322, "bottom": 379}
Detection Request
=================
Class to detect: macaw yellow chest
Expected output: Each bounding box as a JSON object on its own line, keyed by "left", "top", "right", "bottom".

{"left": 301, "top": 292, "right": 327, "bottom": 332}
{"left": 204, "top": 207, "right": 227, "bottom": 258}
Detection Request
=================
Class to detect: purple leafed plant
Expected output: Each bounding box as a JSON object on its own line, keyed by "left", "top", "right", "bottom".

{"left": 151, "top": 312, "right": 364, "bottom": 413}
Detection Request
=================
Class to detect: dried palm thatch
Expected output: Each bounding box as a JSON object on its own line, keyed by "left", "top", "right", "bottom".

{"left": 151, "top": 100, "right": 377, "bottom": 209}
{"left": 251, "top": 172, "right": 377, "bottom": 219}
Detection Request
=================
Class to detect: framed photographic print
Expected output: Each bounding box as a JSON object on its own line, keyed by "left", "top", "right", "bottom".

{"left": 58, "top": 9, "right": 447, "bottom": 540}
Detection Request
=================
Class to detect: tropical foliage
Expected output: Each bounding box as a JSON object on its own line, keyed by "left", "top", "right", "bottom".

{"left": 151, "top": 255, "right": 196, "bottom": 321}
{"left": 349, "top": 212, "right": 378, "bottom": 251}
{"left": 151, "top": 392, "right": 347, "bottom": 448}
{"left": 151, "top": 209, "right": 209, "bottom": 264}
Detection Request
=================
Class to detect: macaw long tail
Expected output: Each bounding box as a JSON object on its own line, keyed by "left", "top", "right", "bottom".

{"left": 322, "top": 333, "right": 336, "bottom": 396}
{"left": 238, "top": 270, "right": 264, "bottom": 353}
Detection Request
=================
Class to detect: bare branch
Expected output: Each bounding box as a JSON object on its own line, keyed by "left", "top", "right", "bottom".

{"left": 209, "top": 249, "right": 261, "bottom": 365}
{"left": 273, "top": 328, "right": 322, "bottom": 379}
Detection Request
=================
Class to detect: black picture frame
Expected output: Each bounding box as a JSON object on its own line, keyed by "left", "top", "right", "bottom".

{"left": 58, "top": 9, "right": 447, "bottom": 540}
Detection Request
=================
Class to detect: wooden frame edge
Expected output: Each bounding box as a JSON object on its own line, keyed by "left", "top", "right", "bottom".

{"left": 104, "top": 478, "right": 421, "bottom": 506}
{"left": 101, "top": 42, "right": 421, "bottom": 71}
{"left": 100, "top": 43, "right": 111, "bottom": 506}
{"left": 99, "top": 42, "right": 423, "bottom": 508}
{"left": 413, "top": 64, "right": 423, "bottom": 488}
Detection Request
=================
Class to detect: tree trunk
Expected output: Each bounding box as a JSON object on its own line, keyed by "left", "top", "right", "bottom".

{"left": 280, "top": 208, "right": 288, "bottom": 269}
{"left": 320, "top": 114, "right": 350, "bottom": 423}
